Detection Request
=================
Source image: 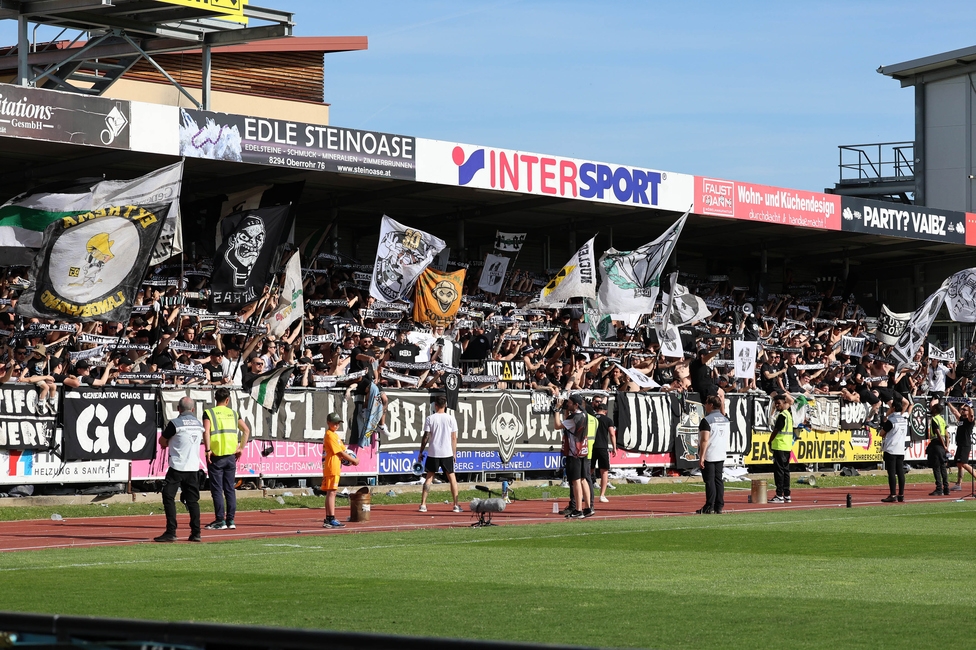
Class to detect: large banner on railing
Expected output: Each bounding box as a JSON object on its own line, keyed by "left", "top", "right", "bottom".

{"left": 614, "top": 392, "right": 678, "bottom": 454}
{"left": 62, "top": 388, "right": 157, "bottom": 461}
{"left": 0, "top": 385, "right": 57, "bottom": 450}
{"left": 745, "top": 428, "right": 884, "bottom": 465}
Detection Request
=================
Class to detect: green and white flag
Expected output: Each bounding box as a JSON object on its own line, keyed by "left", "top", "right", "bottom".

{"left": 0, "top": 161, "right": 183, "bottom": 267}
{"left": 597, "top": 210, "right": 688, "bottom": 315}
{"left": 0, "top": 183, "right": 92, "bottom": 266}
{"left": 265, "top": 252, "right": 304, "bottom": 337}
{"left": 243, "top": 365, "right": 295, "bottom": 413}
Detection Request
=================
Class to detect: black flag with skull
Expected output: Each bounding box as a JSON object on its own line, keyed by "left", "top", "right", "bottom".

{"left": 210, "top": 205, "right": 294, "bottom": 310}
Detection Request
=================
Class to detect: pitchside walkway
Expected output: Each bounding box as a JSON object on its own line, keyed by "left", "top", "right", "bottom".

{"left": 0, "top": 483, "right": 967, "bottom": 552}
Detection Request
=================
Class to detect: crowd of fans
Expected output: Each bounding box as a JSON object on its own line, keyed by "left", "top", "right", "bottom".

{"left": 0, "top": 253, "right": 969, "bottom": 415}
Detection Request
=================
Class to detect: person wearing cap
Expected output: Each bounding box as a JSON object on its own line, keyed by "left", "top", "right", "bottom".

{"left": 154, "top": 396, "right": 205, "bottom": 543}
{"left": 557, "top": 394, "right": 592, "bottom": 518}
{"left": 322, "top": 412, "right": 359, "bottom": 528}
{"left": 202, "top": 387, "right": 250, "bottom": 530}
{"left": 203, "top": 349, "right": 229, "bottom": 385}
{"left": 417, "top": 395, "right": 461, "bottom": 513}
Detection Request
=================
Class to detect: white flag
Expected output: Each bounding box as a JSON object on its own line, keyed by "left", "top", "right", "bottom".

{"left": 943, "top": 268, "right": 976, "bottom": 322}
{"left": 265, "top": 252, "right": 304, "bottom": 337}
{"left": 876, "top": 304, "right": 912, "bottom": 346}
{"left": 598, "top": 211, "right": 687, "bottom": 315}
{"left": 841, "top": 335, "right": 865, "bottom": 358}
{"left": 655, "top": 322, "right": 684, "bottom": 358}
{"left": 532, "top": 236, "right": 597, "bottom": 307}
{"left": 733, "top": 340, "right": 757, "bottom": 379}
{"left": 891, "top": 283, "right": 948, "bottom": 370}
{"left": 664, "top": 282, "right": 712, "bottom": 326}
{"left": 370, "top": 216, "right": 446, "bottom": 302}
{"left": 929, "top": 343, "right": 956, "bottom": 362}
{"left": 494, "top": 231, "right": 526, "bottom": 252}
{"left": 478, "top": 254, "right": 510, "bottom": 294}
{"left": 613, "top": 362, "right": 659, "bottom": 389}
{"left": 92, "top": 161, "right": 184, "bottom": 265}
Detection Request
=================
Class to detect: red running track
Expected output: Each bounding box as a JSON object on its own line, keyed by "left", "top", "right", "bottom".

{"left": 0, "top": 483, "right": 969, "bottom": 552}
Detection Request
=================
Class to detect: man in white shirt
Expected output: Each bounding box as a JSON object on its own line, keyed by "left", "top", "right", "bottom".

{"left": 697, "top": 395, "right": 730, "bottom": 514}
{"left": 417, "top": 395, "right": 461, "bottom": 513}
{"left": 880, "top": 400, "right": 908, "bottom": 503}
{"left": 155, "top": 396, "right": 205, "bottom": 542}
{"left": 927, "top": 358, "right": 954, "bottom": 397}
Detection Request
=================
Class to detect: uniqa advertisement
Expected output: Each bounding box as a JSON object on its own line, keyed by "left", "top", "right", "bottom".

{"left": 694, "top": 176, "right": 841, "bottom": 231}
{"left": 416, "top": 138, "right": 694, "bottom": 213}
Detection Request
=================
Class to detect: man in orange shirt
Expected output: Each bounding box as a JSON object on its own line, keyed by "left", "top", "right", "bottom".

{"left": 322, "top": 412, "right": 359, "bottom": 528}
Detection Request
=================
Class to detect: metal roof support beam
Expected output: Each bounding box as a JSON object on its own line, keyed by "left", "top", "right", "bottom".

{"left": 201, "top": 43, "right": 211, "bottom": 110}
{"left": 16, "top": 13, "right": 27, "bottom": 85}
{"left": 29, "top": 29, "right": 108, "bottom": 86}
{"left": 118, "top": 30, "right": 201, "bottom": 109}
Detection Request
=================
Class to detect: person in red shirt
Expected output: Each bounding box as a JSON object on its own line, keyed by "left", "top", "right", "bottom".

{"left": 322, "top": 412, "right": 359, "bottom": 528}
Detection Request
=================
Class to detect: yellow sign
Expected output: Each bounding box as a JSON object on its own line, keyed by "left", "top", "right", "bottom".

{"left": 745, "top": 427, "right": 883, "bottom": 465}
{"left": 155, "top": 0, "right": 248, "bottom": 24}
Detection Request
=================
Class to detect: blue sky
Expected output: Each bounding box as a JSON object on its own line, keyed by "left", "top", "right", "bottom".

{"left": 6, "top": 1, "right": 976, "bottom": 192}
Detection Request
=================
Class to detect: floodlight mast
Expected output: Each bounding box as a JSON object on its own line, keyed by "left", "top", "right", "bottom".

{"left": 0, "top": 0, "right": 294, "bottom": 109}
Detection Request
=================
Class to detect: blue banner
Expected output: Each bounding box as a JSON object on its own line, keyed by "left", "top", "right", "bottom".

{"left": 379, "top": 450, "right": 563, "bottom": 475}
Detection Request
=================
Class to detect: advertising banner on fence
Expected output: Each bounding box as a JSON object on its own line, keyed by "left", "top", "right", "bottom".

{"left": 745, "top": 427, "right": 884, "bottom": 465}
{"left": 613, "top": 392, "right": 679, "bottom": 454}
{"left": 162, "top": 388, "right": 338, "bottom": 442}
{"left": 130, "top": 436, "right": 379, "bottom": 480}
{"left": 0, "top": 385, "right": 57, "bottom": 450}
{"left": 178, "top": 108, "right": 415, "bottom": 180}
{"left": 0, "top": 449, "right": 126, "bottom": 485}
{"left": 694, "top": 176, "right": 840, "bottom": 231}
{"left": 0, "top": 83, "right": 130, "bottom": 149}
{"left": 417, "top": 138, "right": 694, "bottom": 213}
{"left": 841, "top": 196, "right": 966, "bottom": 245}
{"left": 62, "top": 389, "right": 157, "bottom": 461}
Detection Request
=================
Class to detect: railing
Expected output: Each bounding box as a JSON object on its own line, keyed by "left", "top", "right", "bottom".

{"left": 838, "top": 142, "right": 914, "bottom": 183}
{"left": 0, "top": 612, "right": 595, "bottom": 650}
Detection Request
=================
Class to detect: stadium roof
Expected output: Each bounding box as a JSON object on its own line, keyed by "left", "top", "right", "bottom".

{"left": 878, "top": 45, "right": 976, "bottom": 86}
{"left": 0, "top": 79, "right": 971, "bottom": 303}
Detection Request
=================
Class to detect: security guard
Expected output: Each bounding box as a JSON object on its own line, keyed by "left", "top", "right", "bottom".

{"left": 203, "top": 387, "right": 250, "bottom": 530}
{"left": 927, "top": 401, "right": 950, "bottom": 496}
{"left": 768, "top": 392, "right": 794, "bottom": 503}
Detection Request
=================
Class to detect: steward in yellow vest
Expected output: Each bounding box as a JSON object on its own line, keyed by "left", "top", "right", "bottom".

{"left": 202, "top": 387, "right": 250, "bottom": 531}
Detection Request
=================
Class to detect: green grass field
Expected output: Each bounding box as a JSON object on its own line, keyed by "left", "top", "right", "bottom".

{"left": 3, "top": 499, "right": 975, "bottom": 649}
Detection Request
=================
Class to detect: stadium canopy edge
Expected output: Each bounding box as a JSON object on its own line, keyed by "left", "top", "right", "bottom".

{"left": 0, "top": 81, "right": 971, "bottom": 277}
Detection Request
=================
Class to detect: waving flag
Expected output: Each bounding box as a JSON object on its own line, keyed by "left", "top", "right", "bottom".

{"left": 370, "top": 216, "right": 446, "bottom": 302}
{"left": 17, "top": 203, "right": 170, "bottom": 322}
{"left": 597, "top": 211, "right": 687, "bottom": 314}
{"left": 244, "top": 365, "right": 295, "bottom": 413}
{"left": 0, "top": 162, "right": 184, "bottom": 268}
{"left": 533, "top": 236, "right": 597, "bottom": 307}
{"left": 265, "top": 252, "right": 304, "bottom": 337}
